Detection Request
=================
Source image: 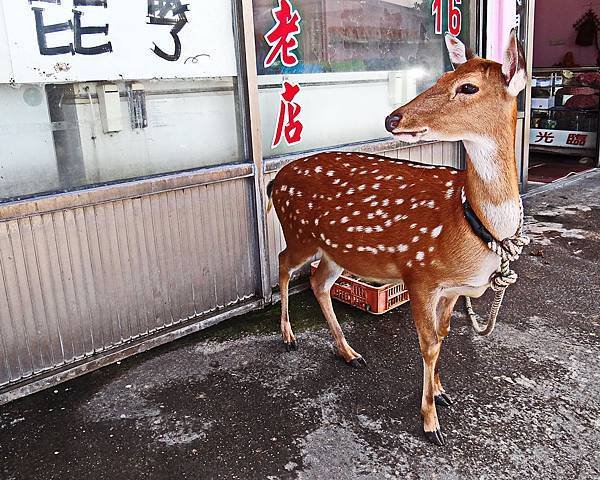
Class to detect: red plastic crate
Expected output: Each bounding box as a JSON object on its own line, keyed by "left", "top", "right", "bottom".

{"left": 310, "top": 260, "right": 410, "bottom": 315}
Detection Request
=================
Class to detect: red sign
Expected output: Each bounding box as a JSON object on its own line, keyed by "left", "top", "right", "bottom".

{"left": 264, "top": 0, "right": 301, "bottom": 68}
{"left": 566, "top": 133, "right": 588, "bottom": 146}
{"left": 432, "top": 0, "right": 462, "bottom": 36}
{"left": 272, "top": 81, "right": 303, "bottom": 148}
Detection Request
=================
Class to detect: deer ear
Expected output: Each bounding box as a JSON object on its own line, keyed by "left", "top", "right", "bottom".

{"left": 502, "top": 28, "right": 528, "bottom": 96}
{"left": 445, "top": 33, "right": 475, "bottom": 69}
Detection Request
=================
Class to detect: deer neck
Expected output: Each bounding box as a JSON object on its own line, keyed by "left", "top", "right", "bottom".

{"left": 462, "top": 118, "right": 521, "bottom": 241}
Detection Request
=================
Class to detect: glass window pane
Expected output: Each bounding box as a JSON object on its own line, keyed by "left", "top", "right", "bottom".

{"left": 254, "top": 0, "right": 472, "bottom": 157}
{"left": 0, "top": 0, "right": 243, "bottom": 203}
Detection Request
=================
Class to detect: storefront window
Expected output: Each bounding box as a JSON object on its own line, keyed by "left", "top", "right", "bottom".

{"left": 0, "top": 0, "right": 243, "bottom": 202}
{"left": 254, "top": 0, "right": 472, "bottom": 157}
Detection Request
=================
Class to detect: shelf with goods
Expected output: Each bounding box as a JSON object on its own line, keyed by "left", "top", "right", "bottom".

{"left": 530, "top": 67, "right": 600, "bottom": 156}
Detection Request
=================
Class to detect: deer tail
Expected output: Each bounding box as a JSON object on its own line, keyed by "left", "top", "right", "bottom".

{"left": 266, "top": 180, "right": 275, "bottom": 214}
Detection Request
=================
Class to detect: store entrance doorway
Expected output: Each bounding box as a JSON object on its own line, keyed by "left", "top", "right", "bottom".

{"left": 528, "top": 1, "right": 600, "bottom": 186}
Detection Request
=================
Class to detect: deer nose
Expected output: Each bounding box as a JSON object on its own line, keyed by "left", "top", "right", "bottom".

{"left": 385, "top": 114, "right": 402, "bottom": 133}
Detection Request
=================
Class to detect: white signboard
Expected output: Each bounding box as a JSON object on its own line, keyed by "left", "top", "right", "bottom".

{"left": 530, "top": 129, "right": 597, "bottom": 149}
{"left": 0, "top": 0, "right": 237, "bottom": 83}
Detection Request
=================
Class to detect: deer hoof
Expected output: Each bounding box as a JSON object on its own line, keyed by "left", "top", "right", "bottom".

{"left": 434, "top": 393, "right": 453, "bottom": 407}
{"left": 424, "top": 428, "right": 446, "bottom": 446}
{"left": 284, "top": 339, "right": 298, "bottom": 352}
{"left": 348, "top": 356, "right": 367, "bottom": 369}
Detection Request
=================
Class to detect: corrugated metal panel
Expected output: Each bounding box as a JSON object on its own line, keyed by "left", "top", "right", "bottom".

{"left": 0, "top": 176, "right": 259, "bottom": 387}
{"left": 265, "top": 141, "right": 461, "bottom": 287}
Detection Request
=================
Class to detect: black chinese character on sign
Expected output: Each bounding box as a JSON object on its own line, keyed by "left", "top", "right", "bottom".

{"left": 30, "top": 0, "right": 112, "bottom": 56}
{"left": 535, "top": 131, "right": 554, "bottom": 144}
{"left": 147, "top": 0, "right": 189, "bottom": 62}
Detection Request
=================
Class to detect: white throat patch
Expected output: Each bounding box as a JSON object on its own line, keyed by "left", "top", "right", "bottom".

{"left": 463, "top": 139, "right": 500, "bottom": 183}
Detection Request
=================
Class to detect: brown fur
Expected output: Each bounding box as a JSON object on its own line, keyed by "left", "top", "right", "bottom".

{"left": 269, "top": 34, "right": 526, "bottom": 444}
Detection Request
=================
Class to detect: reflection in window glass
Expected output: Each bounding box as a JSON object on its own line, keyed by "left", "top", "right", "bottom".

{"left": 0, "top": 79, "right": 243, "bottom": 203}
{"left": 254, "top": 0, "right": 471, "bottom": 157}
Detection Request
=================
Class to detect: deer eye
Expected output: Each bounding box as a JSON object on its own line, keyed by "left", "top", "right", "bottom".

{"left": 458, "top": 83, "right": 480, "bottom": 95}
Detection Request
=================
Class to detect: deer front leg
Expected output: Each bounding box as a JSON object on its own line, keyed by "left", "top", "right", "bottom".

{"left": 433, "top": 295, "right": 459, "bottom": 407}
{"left": 311, "top": 255, "right": 366, "bottom": 368}
{"left": 410, "top": 289, "right": 445, "bottom": 445}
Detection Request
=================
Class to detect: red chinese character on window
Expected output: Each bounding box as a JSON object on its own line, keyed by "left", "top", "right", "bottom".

{"left": 535, "top": 131, "right": 554, "bottom": 144}
{"left": 272, "top": 81, "right": 303, "bottom": 148}
{"left": 264, "top": 0, "right": 301, "bottom": 69}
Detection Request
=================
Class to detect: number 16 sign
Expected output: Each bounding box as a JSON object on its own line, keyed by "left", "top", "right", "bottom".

{"left": 432, "top": 0, "right": 462, "bottom": 36}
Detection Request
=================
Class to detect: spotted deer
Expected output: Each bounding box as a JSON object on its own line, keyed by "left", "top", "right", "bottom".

{"left": 267, "top": 31, "right": 528, "bottom": 445}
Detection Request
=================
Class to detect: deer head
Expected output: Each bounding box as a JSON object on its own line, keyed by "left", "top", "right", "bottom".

{"left": 384, "top": 29, "right": 527, "bottom": 146}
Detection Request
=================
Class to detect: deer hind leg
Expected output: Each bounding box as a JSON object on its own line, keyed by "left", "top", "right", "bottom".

{"left": 279, "top": 246, "right": 314, "bottom": 351}
{"left": 410, "top": 288, "right": 445, "bottom": 446}
{"left": 433, "top": 295, "right": 459, "bottom": 408}
{"left": 310, "top": 255, "right": 366, "bottom": 368}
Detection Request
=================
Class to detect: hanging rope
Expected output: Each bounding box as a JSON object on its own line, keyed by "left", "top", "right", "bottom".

{"left": 464, "top": 196, "right": 530, "bottom": 336}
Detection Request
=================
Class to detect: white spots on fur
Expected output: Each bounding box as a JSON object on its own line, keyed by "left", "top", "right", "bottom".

{"left": 397, "top": 244, "right": 408, "bottom": 252}
{"left": 374, "top": 225, "right": 383, "bottom": 232}
{"left": 399, "top": 184, "right": 407, "bottom": 190}
{"left": 445, "top": 181, "right": 453, "bottom": 187}
{"left": 347, "top": 202, "right": 354, "bottom": 207}
{"left": 346, "top": 188, "right": 355, "bottom": 195}
{"left": 372, "top": 169, "right": 380, "bottom": 174}
{"left": 341, "top": 216, "right": 350, "bottom": 224}
{"left": 351, "top": 168, "right": 358, "bottom": 173}
{"left": 433, "top": 175, "right": 438, "bottom": 179}
{"left": 384, "top": 175, "right": 393, "bottom": 181}
{"left": 333, "top": 178, "right": 341, "bottom": 185}
{"left": 370, "top": 201, "right": 379, "bottom": 207}
{"left": 347, "top": 226, "right": 355, "bottom": 233}
{"left": 412, "top": 236, "right": 420, "bottom": 243}
{"left": 406, "top": 260, "right": 413, "bottom": 268}
{"left": 308, "top": 202, "right": 314, "bottom": 209}
{"left": 303, "top": 169, "right": 310, "bottom": 175}
{"left": 410, "top": 223, "right": 417, "bottom": 229}
{"left": 416, "top": 251, "right": 425, "bottom": 261}
{"left": 364, "top": 227, "right": 373, "bottom": 233}
{"left": 377, "top": 244, "right": 386, "bottom": 252}
{"left": 431, "top": 225, "right": 443, "bottom": 238}
{"left": 363, "top": 195, "right": 376, "bottom": 203}
{"left": 396, "top": 175, "right": 404, "bottom": 180}
{"left": 381, "top": 199, "right": 390, "bottom": 207}
{"left": 428, "top": 246, "right": 435, "bottom": 253}
{"left": 319, "top": 233, "right": 326, "bottom": 241}
{"left": 352, "top": 210, "right": 360, "bottom": 216}
{"left": 288, "top": 186, "right": 295, "bottom": 195}
{"left": 427, "top": 200, "right": 436, "bottom": 209}
{"left": 359, "top": 170, "right": 368, "bottom": 175}
{"left": 395, "top": 199, "right": 404, "bottom": 205}
{"left": 346, "top": 244, "right": 354, "bottom": 249}
{"left": 358, "top": 184, "right": 366, "bottom": 191}
{"left": 355, "top": 226, "right": 364, "bottom": 232}
{"left": 372, "top": 183, "right": 381, "bottom": 190}
{"left": 329, "top": 220, "right": 337, "bottom": 225}
{"left": 450, "top": 170, "right": 458, "bottom": 175}
{"left": 367, "top": 213, "right": 375, "bottom": 219}
{"left": 314, "top": 166, "right": 323, "bottom": 173}
{"left": 341, "top": 182, "right": 348, "bottom": 187}
{"left": 280, "top": 185, "right": 288, "bottom": 191}
{"left": 335, "top": 192, "right": 342, "bottom": 198}
{"left": 285, "top": 200, "right": 290, "bottom": 207}
{"left": 335, "top": 206, "right": 342, "bottom": 211}
{"left": 326, "top": 171, "right": 335, "bottom": 177}
{"left": 384, "top": 219, "right": 393, "bottom": 228}
{"left": 419, "top": 227, "right": 428, "bottom": 234}
{"left": 386, "top": 246, "right": 396, "bottom": 253}
{"left": 314, "top": 218, "right": 319, "bottom": 226}
{"left": 375, "top": 175, "right": 384, "bottom": 181}
{"left": 445, "top": 188, "right": 455, "bottom": 199}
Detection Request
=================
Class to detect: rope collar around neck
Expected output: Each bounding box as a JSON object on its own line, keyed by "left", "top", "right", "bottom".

{"left": 460, "top": 188, "right": 531, "bottom": 336}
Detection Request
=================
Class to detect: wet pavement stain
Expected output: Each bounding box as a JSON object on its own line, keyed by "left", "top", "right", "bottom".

{"left": 1, "top": 171, "right": 599, "bottom": 479}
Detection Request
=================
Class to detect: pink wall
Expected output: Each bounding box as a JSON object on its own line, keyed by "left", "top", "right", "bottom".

{"left": 534, "top": 0, "right": 600, "bottom": 67}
